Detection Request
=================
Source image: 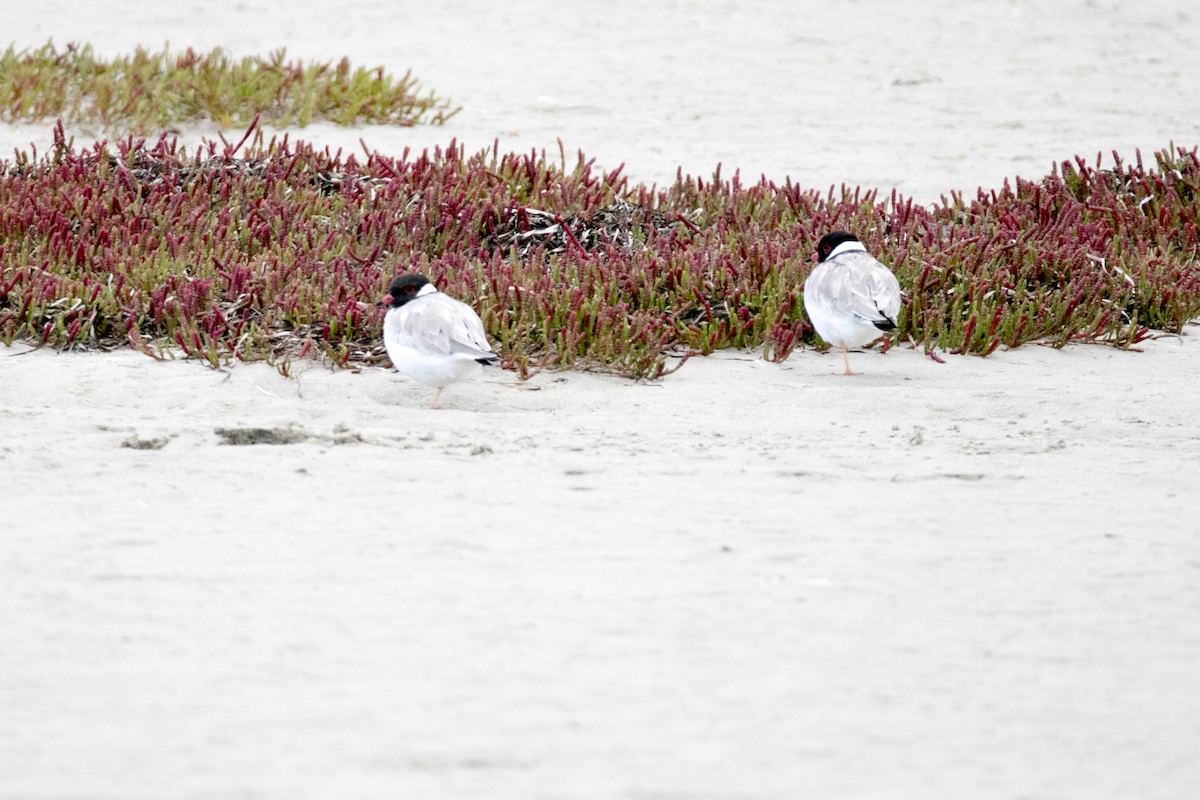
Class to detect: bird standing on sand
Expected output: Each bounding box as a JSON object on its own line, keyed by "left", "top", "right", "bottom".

{"left": 803, "top": 231, "right": 902, "bottom": 375}
{"left": 381, "top": 274, "right": 499, "bottom": 408}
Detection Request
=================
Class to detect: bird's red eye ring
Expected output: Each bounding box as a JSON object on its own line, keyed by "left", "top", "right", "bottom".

{"left": 404, "top": 286, "right": 417, "bottom": 294}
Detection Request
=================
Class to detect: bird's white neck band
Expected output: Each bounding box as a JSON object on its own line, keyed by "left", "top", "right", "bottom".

{"left": 828, "top": 241, "right": 867, "bottom": 260}
{"left": 417, "top": 283, "right": 438, "bottom": 297}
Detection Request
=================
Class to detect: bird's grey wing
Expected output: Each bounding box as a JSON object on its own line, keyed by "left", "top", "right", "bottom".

{"left": 404, "top": 294, "right": 495, "bottom": 359}
{"left": 396, "top": 299, "right": 453, "bottom": 356}
{"left": 827, "top": 253, "right": 902, "bottom": 323}
{"left": 446, "top": 299, "right": 498, "bottom": 360}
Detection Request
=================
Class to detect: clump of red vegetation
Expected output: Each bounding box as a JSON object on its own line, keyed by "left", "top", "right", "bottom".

{"left": 1, "top": 122, "right": 1197, "bottom": 378}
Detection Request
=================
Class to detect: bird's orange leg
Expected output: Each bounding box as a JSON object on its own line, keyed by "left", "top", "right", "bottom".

{"left": 840, "top": 343, "right": 857, "bottom": 376}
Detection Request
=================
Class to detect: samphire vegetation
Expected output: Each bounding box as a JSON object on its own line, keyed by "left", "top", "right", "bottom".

{"left": 0, "top": 121, "right": 1197, "bottom": 378}
{"left": 0, "top": 42, "right": 458, "bottom": 132}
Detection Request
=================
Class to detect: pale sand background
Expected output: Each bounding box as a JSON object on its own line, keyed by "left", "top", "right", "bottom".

{"left": 3, "top": 2, "right": 1200, "bottom": 799}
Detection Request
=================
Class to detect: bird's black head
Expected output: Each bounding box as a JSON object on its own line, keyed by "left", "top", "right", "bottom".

{"left": 816, "top": 231, "right": 860, "bottom": 263}
{"left": 385, "top": 273, "right": 430, "bottom": 309}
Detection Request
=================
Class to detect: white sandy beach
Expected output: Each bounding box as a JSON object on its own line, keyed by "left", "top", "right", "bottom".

{"left": 3, "top": 2, "right": 1200, "bottom": 799}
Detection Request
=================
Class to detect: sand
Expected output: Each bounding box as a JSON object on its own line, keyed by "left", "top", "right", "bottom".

{"left": 3, "top": 2, "right": 1200, "bottom": 798}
